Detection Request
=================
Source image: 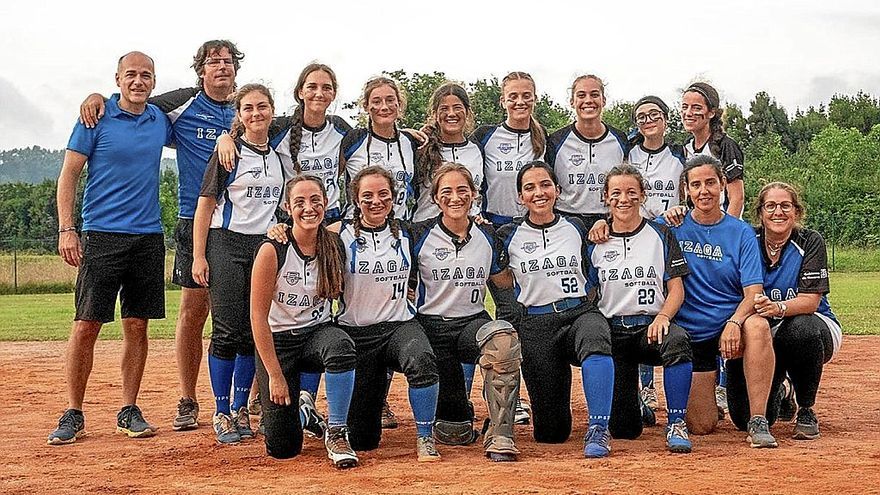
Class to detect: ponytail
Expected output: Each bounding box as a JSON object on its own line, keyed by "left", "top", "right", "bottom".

{"left": 287, "top": 105, "right": 305, "bottom": 173}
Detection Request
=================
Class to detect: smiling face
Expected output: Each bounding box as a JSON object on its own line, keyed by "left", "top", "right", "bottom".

{"left": 365, "top": 83, "right": 400, "bottom": 128}
{"left": 434, "top": 169, "right": 475, "bottom": 222}
{"left": 237, "top": 89, "right": 273, "bottom": 136}
{"left": 571, "top": 76, "right": 605, "bottom": 123}
{"left": 200, "top": 47, "right": 236, "bottom": 96}
{"left": 286, "top": 178, "right": 327, "bottom": 231}
{"left": 356, "top": 173, "right": 395, "bottom": 226}
{"left": 605, "top": 174, "right": 645, "bottom": 224}
{"left": 501, "top": 78, "right": 536, "bottom": 127}
{"left": 297, "top": 69, "right": 336, "bottom": 117}
{"left": 681, "top": 91, "right": 715, "bottom": 134}
{"left": 518, "top": 166, "right": 558, "bottom": 219}
{"left": 685, "top": 164, "right": 725, "bottom": 215}
{"left": 436, "top": 94, "right": 468, "bottom": 141}
{"left": 760, "top": 187, "right": 798, "bottom": 238}
{"left": 116, "top": 52, "right": 155, "bottom": 109}
{"left": 634, "top": 102, "right": 667, "bottom": 140}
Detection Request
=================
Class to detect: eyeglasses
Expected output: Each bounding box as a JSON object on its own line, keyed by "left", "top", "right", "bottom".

{"left": 635, "top": 110, "right": 664, "bottom": 125}
{"left": 762, "top": 201, "right": 794, "bottom": 213}
{"left": 205, "top": 58, "right": 234, "bottom": 67}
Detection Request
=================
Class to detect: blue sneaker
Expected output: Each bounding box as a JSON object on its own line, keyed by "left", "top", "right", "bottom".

{"left": 116, "top": 405, "right": 157, "bottom": 438}
{"left": 48, "top": 409, "right": 85, "bottom": 445}
{"left": 583, "top": 424, "right": 611, "bottom": 458}
{"left": 213, "top": 413, "right": 241, "bottom": 445}
{"left": 665, "top": 419, "right": 692, "bottom": 453}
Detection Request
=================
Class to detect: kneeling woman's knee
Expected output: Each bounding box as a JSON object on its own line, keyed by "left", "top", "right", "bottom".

{"left": 400, "top": 347, "right": 439, "bottom": 388}
{"left": 323, "top": 334, "right": 357, "bottom": 373}
{"left": 743, "top": 315, "right": 772, "bottom": 346}
{"left": 661, "top": 324, "right": 693, "bottom": 365}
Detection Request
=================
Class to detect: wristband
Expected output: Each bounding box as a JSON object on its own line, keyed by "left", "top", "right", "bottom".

{"left": 726, "top": 319, "right": 742, "bottom": 329}
{"left": 58, "top": 226, "right": 77, "bottom": 233}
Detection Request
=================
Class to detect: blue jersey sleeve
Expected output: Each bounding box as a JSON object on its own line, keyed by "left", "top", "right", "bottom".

{"left": 585, "top": 244, "right": 599, "bottom": 291}
{"left": 738, "top": 225, "right": 763, "bottom": 288}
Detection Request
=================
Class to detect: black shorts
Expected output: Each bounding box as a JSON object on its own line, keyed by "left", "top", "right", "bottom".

{"left": 75, "top": 231, "right": 165, "bottom": 323}
{"left": 172, "top": 218, "right": 201, "bottom": 289}
{"left": 690, "top": 334, "right": 722, "bottom": 372}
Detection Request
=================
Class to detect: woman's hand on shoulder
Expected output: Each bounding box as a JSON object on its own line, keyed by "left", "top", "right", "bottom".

{"left": 588, "top": 219, "right": 610, "bottom": 243}
{"left": 402, "top": 128, "right": 429, "bottom": 149}
{"left": 267, "top": 223, "right": 290, "bottom": 243}
{"left": 661, "top": 206, "right": 688, "bottom": 227}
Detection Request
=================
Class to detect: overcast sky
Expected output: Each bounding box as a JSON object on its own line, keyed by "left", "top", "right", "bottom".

{"left": 2, "top": 0, "right": 879, "bottom": 152}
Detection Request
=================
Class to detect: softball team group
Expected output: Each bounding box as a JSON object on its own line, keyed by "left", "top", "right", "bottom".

{"left": 51, "top": 40, "right": 842, "bottom": 470}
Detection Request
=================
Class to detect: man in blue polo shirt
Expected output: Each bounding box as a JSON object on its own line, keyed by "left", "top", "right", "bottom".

{"left": 49, "top": 51, "right": 171, "bottom": 445}
{"left": 79, "top": 41, "right": 243, "bottom": 431}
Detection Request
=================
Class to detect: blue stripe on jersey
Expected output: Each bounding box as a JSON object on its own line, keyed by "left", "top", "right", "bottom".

{"left": 417, "top": 280, "right": 427, "bottom": 308}
{"left": 412, "top": 224, "right": 433, "bottom": 260}
{"left": 549, "top": 127, "right": 572, "bottom": 169}
{"left": 221, "top": 189, "right": 234, "bottom": 229}
{"left": 608, "top": 126, "right": 630, "bottom": 153}
{"left": 477, "top": 127, "right": 497, "bottom": 149}
{"left": 269, "top": 128, "right": 287, "bottom": 149}
{"left": 343, "top": 132, "right": 368, "bottom": 160}
{"left": 348, "top": 239, "right": 359, "bottom": 273}
{"left": 476, "top": 225, "right": 502, "bottom": 274}
{"left": 585, "top": 243, "right": 598, "bottom": 291}
{"left": 645, "top": 221, "right": 672, "bottom": 281}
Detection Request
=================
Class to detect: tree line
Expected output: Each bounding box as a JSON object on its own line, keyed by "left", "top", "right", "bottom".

{"left": 1, "top": 72, "right": 878, "bottom": 251}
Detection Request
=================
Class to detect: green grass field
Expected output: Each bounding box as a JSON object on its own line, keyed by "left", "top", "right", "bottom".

{"left": 0, "top": 272, "right": 875, "bottom": 341}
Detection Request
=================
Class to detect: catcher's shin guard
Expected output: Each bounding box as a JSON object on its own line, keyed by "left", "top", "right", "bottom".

{"left": 476, "top": 320, "right": 522, "bottom": 460}
{"left": 434, "top": 419, "right": 478, "bottom": 445}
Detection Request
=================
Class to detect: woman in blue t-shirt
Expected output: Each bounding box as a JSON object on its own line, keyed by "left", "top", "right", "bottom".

{"left": 664, "top": 155, "right": 777, "bottom": 448}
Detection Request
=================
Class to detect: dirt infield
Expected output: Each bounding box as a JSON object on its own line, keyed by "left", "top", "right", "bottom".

{"left": 2, "top": 337, "right": 879, "bottom": 495}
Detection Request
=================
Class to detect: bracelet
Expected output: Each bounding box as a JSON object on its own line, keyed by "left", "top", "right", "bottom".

{"left": 58, "top": 226, "right": 77, "bottom": 233}
{"left": 776, "top": 302, "right": 788, "bottom": 318}
{"left": 726, "top": 319, "right": 742, "bottom": 329}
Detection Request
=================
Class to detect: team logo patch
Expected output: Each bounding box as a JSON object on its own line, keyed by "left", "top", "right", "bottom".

{"left": 570, "top": 154, "right": 585, "bottom": 166}
{"left": 497, "top": 142, "right": 514, "bottom": 154}
{"left": 248, "top": 167, "right": 263, "bottom": 179}
{"left": 603, "top": 250, "right": 620, "bottom": 262}
{"left": 369, "top": 152, "right": 384, "bottom": 164}
{"left": 283, "top": 271, "right": 302, "bottom": 286}
{"left": 433, "top": 247, "right": 452, "bottom": 261}
{"left": 522, "top": 241, "right": 538, "bottom": 254}
{"left": 355, "top": 237, "right": 367, "bottom": 253}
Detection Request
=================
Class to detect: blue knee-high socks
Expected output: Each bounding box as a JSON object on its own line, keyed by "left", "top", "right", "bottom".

{"left": 208, "top": 355, "right": 235, "bottom": 415}
{"left": 408, "top": 383, "right": 439, "bottom": 438}
{"left": 300, "top": 372, "right": 322, "bottom": 398}
{"left": 581, "top": 355, "right": 614, "bottom": 428}
{"left": 639, "top": 364, "right": 655, "bottom": 389}
{"left": 232, "top": 354, "right": 255, "bottom": 412}
{"left": 324, "top": 370, "right": 355, "bottom": 427}
{"left": 461, "top": 363, "right": 476, "bottom": 397}
{"left": 663, "top": 362, "right": 693, "bottom": 424}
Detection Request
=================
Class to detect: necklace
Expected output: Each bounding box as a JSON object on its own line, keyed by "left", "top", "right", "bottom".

{"left": 767, "top": 237, "right": 788, "bottom": 257}
{"left": 242, "top": 135, "right": 269, "bottom": 149}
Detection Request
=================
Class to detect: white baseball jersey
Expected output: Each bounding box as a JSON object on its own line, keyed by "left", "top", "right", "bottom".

{"left": 472, "top": 124, "right": 546, "bottom": 222}
{"left": 547, "top": 124, "right": 629, "bottom": 215}
{"left": 201, "top": 140, "right": 284, "bottom": 234}
{"left": 628, "top": 143, "right": 686, "bottom": 219}
{"left": 271, "top": 114, "right": 351, "bottom": 215}
{"left": 265, "top": 235, "right": 338, "bottom": 334}
{"left": 409, "top": 216, "right": 502, "bottom": 318}
{"left": 342, "top": 128, "right": 418, "bottom": 221}
{"left": 586, "top": 219, "right": 689, "bottom": 318}
{"left": 336, "top": 220, "right": 415, "bottom": 327}
{"left": 498, "top": 215, "right": 589, "bottom": 308}
{"left": 412, "top": 140, "right": 485, "bottom": 222}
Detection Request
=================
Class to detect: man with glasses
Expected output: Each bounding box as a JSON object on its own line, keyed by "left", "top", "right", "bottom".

{"left": 79, "top": 40, "right": 244, "bottom": 432}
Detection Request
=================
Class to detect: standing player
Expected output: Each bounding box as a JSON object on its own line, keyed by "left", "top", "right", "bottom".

{"left": 250, "top": 175, "right": 358, "bottom": 467}
{"left": 409, "top": 163, "right": 521, "bottom": 461}
{"left": 661, "top": 155, "right": 777, "bottom": 447}
{"left": 730, "top": 182, "right": 842, "bottom": 440}
{"left": 341, "top": 77, "right": 420, "bottom": 221}
{"left": 79, "top": 40, "right": 244, "bottom": 431}
{"left": 586, "top": 164, "right": 694, "bottom": 453}
{"left": 497, "top": 161, "right": 615, "bottom": 458}
{"left": 337, "top": 166, "right": 441, "bottom": 461}
{"left": 472, "top": 72, "right": 549, "bottom": 423}
{"left": 546, "top": 74, "right": 629, "bottom": 228}
{"left": 191, "top": 84, "right": 285, "bottom": 444}
{"left": 49, "top": 52, "right": 171, "bottom": 444}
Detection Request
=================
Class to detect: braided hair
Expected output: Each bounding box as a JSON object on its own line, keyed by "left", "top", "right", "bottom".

{"left": 288, "top": 63, "right": 339, "bottom": 173}
{"left": 350, "top": 166, "right": 400, "bottom": 241}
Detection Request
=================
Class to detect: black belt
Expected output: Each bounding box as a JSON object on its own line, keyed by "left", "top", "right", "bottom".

{"left": 609, "top": 314, "right": 655, "bottom": 328}
{"left": 526, "top": 296, "right": 588, "bottom": 315}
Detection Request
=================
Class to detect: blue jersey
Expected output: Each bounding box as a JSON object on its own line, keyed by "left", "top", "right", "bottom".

{"left": 67, "top": 94, "right": 171, "bottom": 234}
{"left": 150, "top": 88, "right": 236, "bottom": 219}
{"left": 661, "top": 212, "right": 762, "bottom": 342}
{"left": 757, "top": 227, "right": 839, "bottom": 326}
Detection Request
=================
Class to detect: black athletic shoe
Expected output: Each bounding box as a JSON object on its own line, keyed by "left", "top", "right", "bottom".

{"left": 48, "top": 409, "right": 85, "bottom": 445}
{"left": 117, "top": 404, "right": 157, "bottom": 438}
{"left": 777, "top": 377, "right": 797, "bottom": 423}
{"left": 793, "top": 407, "right": 820, "bottom": 440}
